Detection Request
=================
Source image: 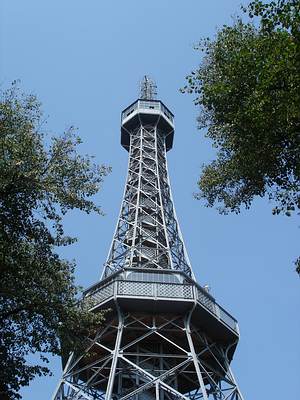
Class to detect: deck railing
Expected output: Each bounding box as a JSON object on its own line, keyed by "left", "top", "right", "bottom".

{"left": 121, "top": 100, "right": 174, "bottom": 125}
{"left": 85, "top": 278, "right": 238, "bottom": 334}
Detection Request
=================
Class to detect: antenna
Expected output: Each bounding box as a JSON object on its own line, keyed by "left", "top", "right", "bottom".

{"left": 140, "top": 75, "right": 157, "bottom": 100}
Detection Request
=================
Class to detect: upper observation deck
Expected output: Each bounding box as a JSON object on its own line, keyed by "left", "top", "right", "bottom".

{"left": 121, "top": 99, "right": 175, "bottom": 151}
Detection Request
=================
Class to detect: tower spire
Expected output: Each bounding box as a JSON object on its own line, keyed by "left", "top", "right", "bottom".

{"left": 140, "top": 75, "right": 157, "bottom": 100}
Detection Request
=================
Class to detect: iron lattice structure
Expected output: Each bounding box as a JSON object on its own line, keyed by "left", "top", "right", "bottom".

{"left": 140, "top": 75, "right": 157, "bottom": 100}
{"left": 103, "top": 118, "right": 192, "bottom": 279}
{"left": 53, "top": 79, "right": 244, "bottom": 400}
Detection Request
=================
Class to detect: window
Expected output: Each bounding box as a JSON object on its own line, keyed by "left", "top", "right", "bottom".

{"left": 127, "top": 271, "right": 181, "bottom": 284}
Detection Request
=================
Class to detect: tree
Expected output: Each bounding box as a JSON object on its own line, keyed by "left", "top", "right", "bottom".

{"left": 182, "top": 0, "right": 300, "bottom": 273}
{"left": 0, "top": 83, "right": 110, "bottom": 398}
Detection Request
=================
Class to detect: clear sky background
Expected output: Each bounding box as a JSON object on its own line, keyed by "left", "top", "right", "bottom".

{"left": 1, "top": 1, "right": 299, "bottom": 399}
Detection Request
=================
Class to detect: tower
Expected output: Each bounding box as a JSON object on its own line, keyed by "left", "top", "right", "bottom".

{"left": 53, "top": 77, "right": 244, "bottom": 400}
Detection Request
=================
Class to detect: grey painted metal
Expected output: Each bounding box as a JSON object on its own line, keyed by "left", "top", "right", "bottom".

{"left": 52, "top": 88, "right": 243, "bottom": 399}
{"left": 185, "top": 306, "right": 209, "bottom": 400}
{"left": 140, "top": 76, "right": 157, "bottom": 100}
{"left": 105, "top": 305, "right": 123, "bottom": 400}
{"left": 84, "top": 270, "right": 238, "bottom": 335}
{"left": 52, "top": 313, "right": 243, "bottom": 400}
{"left": 102, "top": 102, "right": 193, "bottom": 279}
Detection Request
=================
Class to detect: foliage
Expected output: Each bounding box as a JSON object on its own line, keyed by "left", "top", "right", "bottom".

{"left": 182, "top": 0, "right": 300, "bottom": 272}
{"left": 0, "top": 83, "right": 109, "bottom": 398}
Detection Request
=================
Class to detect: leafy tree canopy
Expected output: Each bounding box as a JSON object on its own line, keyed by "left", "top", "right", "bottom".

{"left": 0, "top": 82, "right": 110, "bottom": 398}
{"left": 182, "top": 0, "right": 300, "bottom": 273}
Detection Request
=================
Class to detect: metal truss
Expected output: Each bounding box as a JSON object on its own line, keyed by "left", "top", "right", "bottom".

{"left": 52, "top": 310, "right": 243, "bottom": 400}
{"left": 52, "top": 97, "right": 244, "bottom": 399}
{"left": 103, "top": 123, "right": 193, "bottom": 279}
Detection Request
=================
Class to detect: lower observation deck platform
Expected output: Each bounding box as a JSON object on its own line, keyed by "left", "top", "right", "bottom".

{"left": 84, "top": 269, "right": 239, "bottom": 356}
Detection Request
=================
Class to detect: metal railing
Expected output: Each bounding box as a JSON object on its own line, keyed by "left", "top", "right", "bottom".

{"left": 85, "top": 278, "right": 238, "bottom": 333}
{"left": 121, "top": 100, "right": 174, "bottom": 124}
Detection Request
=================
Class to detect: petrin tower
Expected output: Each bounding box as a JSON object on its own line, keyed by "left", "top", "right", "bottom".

{"left": 53, "top": 77, "right": 244, "bottom": 400}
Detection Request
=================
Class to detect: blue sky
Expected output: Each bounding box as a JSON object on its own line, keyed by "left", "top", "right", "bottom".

{"left": 1, "top": 1, "right": 299, "bottom": 399}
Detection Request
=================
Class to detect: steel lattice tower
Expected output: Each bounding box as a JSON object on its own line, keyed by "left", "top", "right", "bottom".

{"left": 53, "top": 77, "right": 244, "bottom": 400}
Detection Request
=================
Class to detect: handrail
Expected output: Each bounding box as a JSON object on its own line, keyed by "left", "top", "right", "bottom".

{"left": 85, "top": 278, "right": 238, "bottom": 333}
{"left": 121, "top": 100, "right": 174, "bottom": 124}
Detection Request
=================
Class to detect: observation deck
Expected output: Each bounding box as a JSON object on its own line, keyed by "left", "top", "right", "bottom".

{"left": 121, "top": 99, "right": 174, "bottom": 151}
{"left": 84, "top": 269, "right": 239, "bottom": 358}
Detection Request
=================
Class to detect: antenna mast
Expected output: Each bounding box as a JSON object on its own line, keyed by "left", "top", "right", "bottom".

{"left": 140, "top": 75, "right": 157, "bottom": 100}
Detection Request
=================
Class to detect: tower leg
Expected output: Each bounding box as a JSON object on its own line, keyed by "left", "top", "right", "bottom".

{"left": 105, "top": 308, "right": 124, "bottom": 400}
{"left": 52, "top": 310, "right": 243, "bottom": 400}
{"left": 185, "top": 312, "right": 209, "bottom": 400}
